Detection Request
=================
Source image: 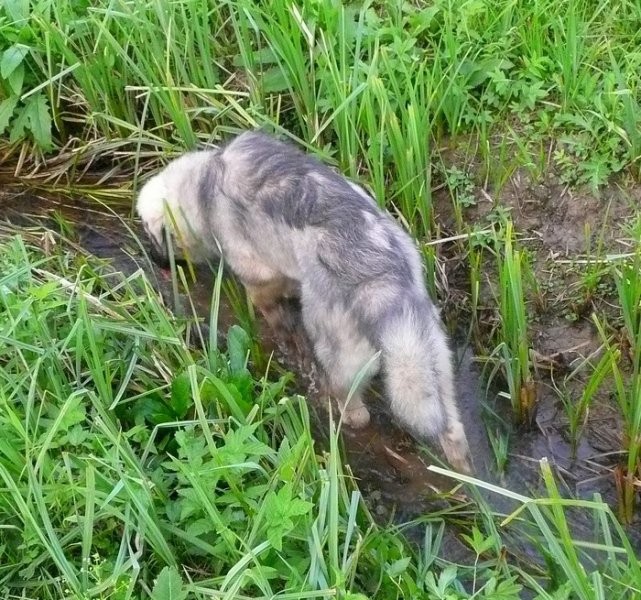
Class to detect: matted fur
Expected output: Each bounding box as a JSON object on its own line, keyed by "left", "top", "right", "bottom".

{"left": 137, "top": 131, "right": 473, "bottom": 473}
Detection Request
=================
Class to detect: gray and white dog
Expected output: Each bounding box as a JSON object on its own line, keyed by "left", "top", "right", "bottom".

{"left": 137, "top": 131, "right": 472, "bottom": 473}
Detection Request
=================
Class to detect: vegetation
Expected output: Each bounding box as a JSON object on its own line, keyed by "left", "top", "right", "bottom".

{"left": 1, "top": 231, "right": 640, "bottom": 599}
{"left": 1, "top": 0, "right": 641, "bottom": 598}
{"left": 2, "top": 0, "right": 640, "bottom": 189}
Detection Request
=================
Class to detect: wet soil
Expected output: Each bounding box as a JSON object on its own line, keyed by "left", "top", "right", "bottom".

{"left": 433, "top": 159, "right": 641, "bottom": 524}
{"left": 1, "top": 180, "right": 640, "bottom": 561}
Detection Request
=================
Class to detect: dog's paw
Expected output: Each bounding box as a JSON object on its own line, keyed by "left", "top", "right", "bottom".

{"left": 342, "top": 405, "right": 371, "bottom": 428}
{"left": 438, "top": 423, "right": 473, "bottom": 474}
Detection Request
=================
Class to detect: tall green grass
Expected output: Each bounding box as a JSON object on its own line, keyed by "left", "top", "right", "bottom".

{"left": 591, "top": 223, "right": 641, "bottom": 523}
{"left": 0, "top": 233, "right": 488, "bottom": 598}
{"left": 2, "top": 0, "right": 640, "bottom": 208}
{"left": 1, "top": 230, "right": 640, "bottom": 598}
{"left": 432, "top": 460, "right": 641, "bottom": 600}
{"left": 556, "top": 349, "right": 613, "bottom": 460}
{"left": 484, "top": 222, "right": 536, "bottom": 427}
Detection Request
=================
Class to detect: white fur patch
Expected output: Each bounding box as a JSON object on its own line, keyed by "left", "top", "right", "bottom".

{"left": 136, "top": 173, "right": 168, "bottom": 246}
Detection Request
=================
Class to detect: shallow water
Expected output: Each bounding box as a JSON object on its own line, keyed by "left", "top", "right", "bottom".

{"left": 1, "top": 186, "right": 638, "bottom": 561}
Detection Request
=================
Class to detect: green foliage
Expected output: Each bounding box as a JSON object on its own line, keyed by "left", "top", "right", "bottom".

{"left": 0, "top": 2, "right": 53, "bottom": 150}
{"left": 0, "top": 234, "right": 517, "bottom": 599}
{"left": 556, "top": 350, "right": 613, "bottom": 459}
{"left": 445, "top": 167, "right": 477, "bottom": 210}
{"left": 484, "top": 221, "right": 536, "bottom": 427}
{"left": 1, "top": 0, "right": 640, "bottom": 199}
{"left": 592, "top": 226, "right": 641, "bottom": 523}
{"left": 262, "top": 483, "right": 313, "bottom": 551}
{"left": 151, "top": 567, "right": 186, "bottom": 600}
{"left": 3, "top": 231, "right": 639, "bottom": 599}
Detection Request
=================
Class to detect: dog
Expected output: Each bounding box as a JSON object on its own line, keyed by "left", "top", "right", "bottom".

{"left": 137, "top": 131, "right": 473, "bottom": 473}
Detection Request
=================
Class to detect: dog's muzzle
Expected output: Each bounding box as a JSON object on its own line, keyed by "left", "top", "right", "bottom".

{"left": 142, "top": 224, "right": 170, "bottom": 268}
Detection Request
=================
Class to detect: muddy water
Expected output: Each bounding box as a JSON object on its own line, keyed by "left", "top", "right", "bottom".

{"left": 1, "top": 187, "right": 639, "bottom": 561}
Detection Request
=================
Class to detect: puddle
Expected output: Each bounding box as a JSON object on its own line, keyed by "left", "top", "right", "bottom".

{"left": 1, "top": 185, "right": 639, "bottom": 562}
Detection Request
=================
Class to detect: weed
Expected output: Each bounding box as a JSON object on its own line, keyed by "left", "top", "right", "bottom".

{"left": 593, "top": 241, "right": 641, "bottom": 523}
{"left": 0, "top": 231, "right": 522, "bottom": 598}
{"left": 555, "top": 349, "right": 614, "bottom": 459}
{"left": 432, "top": 458, "right": 641, "bottom": 599}
{"left": 444, "top": 165, "right": 477, "bottom": 230}
{"left": 487, "top": 427, "right": 510, "bottom": 476}
{"left": 489, "top": 221, "right": 536, "bottom": 427}
{"left": 2, "top": 0, "right": 639, "bottom": 192}
{"left": 0, "top": 1, "right": 53, "bottom": 151}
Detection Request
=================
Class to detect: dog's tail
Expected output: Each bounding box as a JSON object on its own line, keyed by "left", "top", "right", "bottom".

{"left": 374, "top": 295, "right": 472, "bottom": 473}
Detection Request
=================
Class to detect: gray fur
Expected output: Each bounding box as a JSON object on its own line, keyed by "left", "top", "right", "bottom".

{"left": 137, "top": 131, "right": 473, "bottom": 473}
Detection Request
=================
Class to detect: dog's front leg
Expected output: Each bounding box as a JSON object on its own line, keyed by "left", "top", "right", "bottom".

{"left": 244, "top": 278, "right": 300, "bottom": 333}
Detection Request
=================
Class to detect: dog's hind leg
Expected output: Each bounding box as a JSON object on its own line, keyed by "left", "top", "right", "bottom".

{"left": 315, "top": 347, "right": 373, "bottom": 429}
{"left": 301, "top": 291, "right": 377, "bottom": 428}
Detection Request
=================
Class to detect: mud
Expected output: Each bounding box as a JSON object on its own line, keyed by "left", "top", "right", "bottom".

{"left": 1, "top": 181, "right": 640, "bottom": 561}
{"left": 433, "top": 157, "right": 641, "bottom": 532}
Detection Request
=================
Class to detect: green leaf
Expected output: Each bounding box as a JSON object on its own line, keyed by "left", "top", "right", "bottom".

{"left": 0, "top": 96, "right": 18, "bottom": 134}
{"left": 261, "top": 66, "right": 290, "bottom": 93}
{"left": 131, "top": 395, "right": 175, "bottom": 425}
{"left": 52, "top": 395, "right": 86, "bottom": 432}
{"left": 226, "top": 325, "right": 250, "bottom": 375}
{"left": 9, "top": 102, "right": 29, "bottom": 143}
{"left": 203, "top": 376, "right": 253, "bottom": 418}
{"left": 1, "top": 44, "right": 29, "bottom": 79}
{"left": 386, "top": 557, "right": 411, "bottom": 577}
{"left": 175, "top": 427, "right": 208, "bottom": 468}
{"left": 7, "top": 62, "right": 24, "bottom": 96}
{"left": 263, "top": 484, "right": 313, "bottom": 551}
{"left": 462, "top": 526, "right": 495, "bottom": 555}
{"left": 170, "top": 371, "right": 192, "bottom": 418}
{"left": 231, "top": 47, "right": 278, "bottom": 67}
{"left": 23, "top": 93, "right": 53, "bottom": 151}
{"left": 580, "top": 156, "right": 611, "bottom": 191}
{"left": 3, "top": 0, "right": 30, "bottom": 22}
{"left": 219, "top": 424, "right": 273, "bottom": 466}
{"left": 151, "top": 566, "right": 186, "bottom": 600}
{"left": 66, "top": 424, "right": 88, "bottom": 446}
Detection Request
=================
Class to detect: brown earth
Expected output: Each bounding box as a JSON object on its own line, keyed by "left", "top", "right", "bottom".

{"left": 433, "top": 154, "right": 640, "bottom": 523}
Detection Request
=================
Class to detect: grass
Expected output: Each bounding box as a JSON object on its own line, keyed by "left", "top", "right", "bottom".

{"left": 593, "top": 231, "right": 641, "bottom": 523}
{"left": 2, "top": 231, "right": 641, "bottom": 599}
{"left": 490, "top": 221, "right": 536, "bottom": 428}
{"left": 2, "top": 0, "right": 641, "bottom": 596}
{"left": 3, "top": 1, "right": 641, "bottom": 190}
{"left": 0, "top": 233, "right": 413, "bottom": 598}
{"left": 555, "top": 348, "right": 613, "bottom": 460}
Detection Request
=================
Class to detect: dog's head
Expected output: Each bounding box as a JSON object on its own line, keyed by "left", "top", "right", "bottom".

{"left": 136, "top": 165, "right": 207, "bottom": 268}
{"left": 136, "top": 172, "right": 173, "bottom": 267}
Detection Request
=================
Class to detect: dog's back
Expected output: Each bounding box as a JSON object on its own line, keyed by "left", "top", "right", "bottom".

{"left": 218, "top": 132, "right": 422, "bottom": 288}
{"left": 217, "top": 133, "right": 471, "bottom": 471}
